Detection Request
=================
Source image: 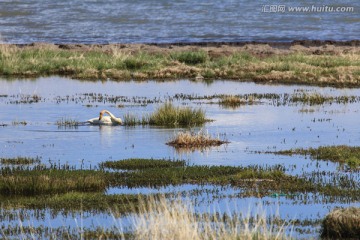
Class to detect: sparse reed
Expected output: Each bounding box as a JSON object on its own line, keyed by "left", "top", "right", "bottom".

{"left": 133, "top": 195, "right": 292, "bottom": 240}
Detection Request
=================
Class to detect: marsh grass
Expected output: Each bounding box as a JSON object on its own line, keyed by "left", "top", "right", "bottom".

{"left": 123, "top": 102, "right": 207, "bottom": 127}
{"left": 219, "top": 95, "right": 246, "bottom": 108}
{"left": 0, "top": 168, "right": 107, "bottom": 195}
{"left": 0, "top": 192, "right": 141, "bottom": 213}
{"left": 166, "top": 130, "right": 229, "bottom": 148}
{"left": 170, "top": 50, "right": 208, "bottom": 64}
{"left": 134, "top": 195, "right": 292, "bottom": 240}
{"left": 56, "top": 117, "right": 81, "bottom": 127}
{"left": 12, "top": 120, "right": 27, "bottom": 126}
{"left": 320, "top": 207, "right": 360, "bottom": 239}
{"left": 272, "top": 145, "right": 360, "bottom": 169}
{"left": 2, "top": 44, "right": 360, "bottom": 86}
{"left": 0, "top": 157, "right": 41, "bottom": 165}
{"left": 101, "top": 158, "right": 186, "bottom": 170}
{"left": 1, "top": 194, "right": 293, "bottom": 240}
{"left": 148, "top": 102, "right": 207, "bottom": 127}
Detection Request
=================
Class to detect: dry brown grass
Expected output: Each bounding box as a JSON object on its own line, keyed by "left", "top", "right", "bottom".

{"left": 320, "top": 207, "right": 360, "bottom": 239}
{"left": 133, "top": 195, "right": 292, "bottom": 240}
{"left": 166, "top": 130, "right": 228, "bottom": 149}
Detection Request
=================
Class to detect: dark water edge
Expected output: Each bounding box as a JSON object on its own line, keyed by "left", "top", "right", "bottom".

{"left": 9, "top": 40, "right": 360, "bottom": 49}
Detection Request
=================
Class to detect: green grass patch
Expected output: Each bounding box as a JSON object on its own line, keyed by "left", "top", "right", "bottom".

{"left": 148, "top": 102, "right": 207, "bottom": 127}
{"left": 170, "top": 50, "right": 208, "bottom": 65}
{"left": 122, "top": 102, "right": 207, "bottom": 127}
{"left": 271, "top": 145, "right": 360, "bottom": 169}
{"left": 0, "top": 192, "right": 141, "bottom": 213}
{"left": 101, "top": 158, "right": 186, "bottom": 170}
{"left": 0, "top": 167, "right": 107, "bottom": 195}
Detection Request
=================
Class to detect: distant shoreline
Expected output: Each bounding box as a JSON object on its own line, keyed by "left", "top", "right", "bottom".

{"left": 1, "top": 41, "right": 360, "bottom": 87}
{"left": 10, "top": 39, "right": 360, "bottom": 48}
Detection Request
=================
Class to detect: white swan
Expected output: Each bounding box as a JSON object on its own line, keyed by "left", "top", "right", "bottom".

{"left": 87, "top": 110, "right": 123, "bottom": 125}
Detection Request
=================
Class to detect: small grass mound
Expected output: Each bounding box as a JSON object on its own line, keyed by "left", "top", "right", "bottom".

{"left": 320, "top": 207, "right": 360, "bottom": 239}
{"left": 0, "top": 157, "right": 41, "bottom": 165}
{"left": 269, "top": 145, "right": 360, "bottom": 169}
{"left": 101, "top": 158, "right": 186, "bottom": 170}
{"left": 148, "top": 102, "right": 207, "bottom": 127}
{"left": 166, "top": 130, "right": 228, "bottom": 148}
{"left": 219, "top": 95, "right": 245, "bottom": 108}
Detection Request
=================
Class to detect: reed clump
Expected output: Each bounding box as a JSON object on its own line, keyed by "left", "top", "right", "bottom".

{"left": 148, "top": 102, "right": 207, "bottom": 127}
{"left": 166, "top": 130, "right": 228, "bottom": 148}
{"left": 320, "top": 207, "right": 360, "bottom": 239}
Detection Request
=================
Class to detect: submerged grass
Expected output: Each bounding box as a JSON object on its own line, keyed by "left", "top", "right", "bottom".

{"left": 271, "top": 145, "right": 360, "bottom": 169}
{"left": 1, "top": 44, "right": 360, "bottom": 87}
{"left": 166, "top": 130, "right": 229, "bottom": 148}
{"left": 55, "top": 117, "right": 81, "bottom": 127}
{"left": 0, "top": 157, "right": 41, "bottom": 165}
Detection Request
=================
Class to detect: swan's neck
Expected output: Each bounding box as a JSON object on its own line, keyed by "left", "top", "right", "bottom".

{"left": 104, "top": 110, "right": 116, "bottom": 120}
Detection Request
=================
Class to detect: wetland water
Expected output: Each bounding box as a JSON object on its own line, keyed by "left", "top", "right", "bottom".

{"left": 0, "top": 0, "right": 359, "bottom": 44}
{"left": 0, "top": 77, "right": 359, "bottom": 238}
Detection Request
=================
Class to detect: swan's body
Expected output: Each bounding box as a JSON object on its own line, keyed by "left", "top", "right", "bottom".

{"left": 87, "top": 110, "right": 122, "bottom": 126}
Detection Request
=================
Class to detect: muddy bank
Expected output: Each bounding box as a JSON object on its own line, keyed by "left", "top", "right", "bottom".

{"left": 18, "top": 40, "right": 360, "bottom": 56}
{"left": 1, "top": 41, "right": 360, "bottom": 87}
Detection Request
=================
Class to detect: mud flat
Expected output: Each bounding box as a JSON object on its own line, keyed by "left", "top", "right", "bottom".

{"left": 1, "top": 40, "right": 360, "bottom": 87}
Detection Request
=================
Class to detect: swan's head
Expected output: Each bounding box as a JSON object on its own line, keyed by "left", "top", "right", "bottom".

{"left": 114, "top": 117, "right": 123, "bottom": 125}
{"left": 99, "top": 111, "right": 104, "bottom": 120}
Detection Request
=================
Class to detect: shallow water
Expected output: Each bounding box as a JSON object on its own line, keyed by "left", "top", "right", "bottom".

{"left": 0, "top": 0, "right": 359, "bottom": 43}
{"left": 0, "top": 77, "right": 359, "bottom": 238}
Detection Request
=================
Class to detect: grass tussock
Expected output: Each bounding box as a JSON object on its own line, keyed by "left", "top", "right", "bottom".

{"left": 272, "top": 145, "right": 360, "bottom": 169}
{"left": 1, "top": 43, "right": 360, "bottom": 87}
{"left": 134, "top": 195, "right": 292, "bottom": 240}
{"left": 166, "top": 130, "right": 228, "bottom": 148}
{"left": 320, "top": 207, "right": 360, "bottom": 239}
{"left": 122, "top": 102, "right": 207, "bottom": 127}
{"left": 148, "top": 102, "right": 207, "bottom": 127}
{"left": 219, "top": 95, "right": 246, "bottom": 108}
